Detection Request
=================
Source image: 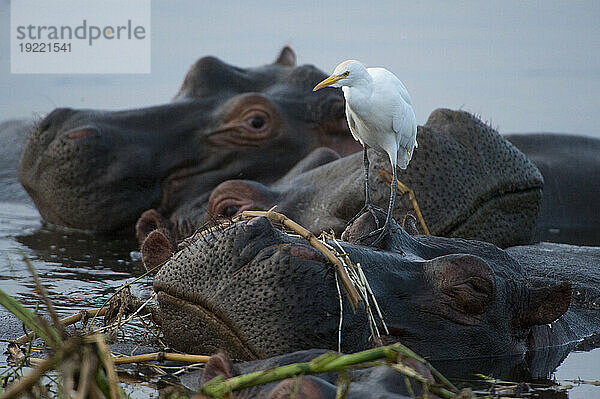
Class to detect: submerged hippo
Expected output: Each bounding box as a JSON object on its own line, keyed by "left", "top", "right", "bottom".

{"left": 182, "top": 350, "right": 440, "bottom": 399}
{"left": 506, "top": 133, "right": 600, "bottom": 246}
{"left": 18, "top": 48, "right": 360, "bottom": 233}
{"left": 149, "top": 212, "right": 597, "bottom": 370}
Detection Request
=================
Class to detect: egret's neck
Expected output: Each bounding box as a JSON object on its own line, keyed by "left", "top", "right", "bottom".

{"left": 345, "top": 71, "right": 372, "bottom": 93}
{"left": 342, "top": 72, "right": 373, "bottom": 111}
{"left": 342, "top": 74, "right": 373, "bottom": 117}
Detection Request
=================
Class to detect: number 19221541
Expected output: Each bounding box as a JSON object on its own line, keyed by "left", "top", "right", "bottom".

{"left": 19, "top": 42, "right": 72, "bottom": 53}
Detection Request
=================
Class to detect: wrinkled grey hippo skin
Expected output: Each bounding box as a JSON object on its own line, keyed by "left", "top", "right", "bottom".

{"left": 215, "top": 109, "right": 544, "bottom": 247}
{"left": 143, "top": 109, "right": 544, "bottom": 249}
{"left": 506, "top": 134, "right": 600, "bottom": 246}
{"left": 18, "top": 48, "right": 360, "bottom": 233}
{"left": 150, "top": 213, "right": 589, "bottom": 365}
{"left": 180, "top": 350, "right": 439, "bottom": 399}
{"left": 0, "top": 118, "right": 34, "bottom": 203}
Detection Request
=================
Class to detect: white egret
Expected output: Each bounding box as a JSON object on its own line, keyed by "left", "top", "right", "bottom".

{"left": 313, "top": 60, "right": 417, "bottom": 244}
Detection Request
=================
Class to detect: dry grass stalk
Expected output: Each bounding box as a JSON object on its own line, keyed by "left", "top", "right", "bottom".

{"left": 93, "top": 334, "right": 121, "bottom": 399}
{"left": 324, "top": 235, "right": 389, "bottom": 343}
{"left": 1, "top": 337, "right": 79, "bottom": 399}
{"left": 23, "top": 256, "right": 66, "bottom": 343}
{"left": 240, "top": 210, "right": 361, "bottom": 310}
{"left": 14, "top": 308, "right": 108, "bottom": 345}
{"left": 74, "top": 346, "right": 95, "bottom": 399}
{"left": 357, "top": 263, "right": 389, "bottom": 335}
{"left": 98, "top": 291, "right": 157, "bottom": 339}
{"left": 112, "top": 352, "right": 210, "bottom": 365}
{"left": 334, "top": 273, "right": 343, "bottom": 352}
{"left": 3, "top": 268, "right": 161, "bottom": 398}
{"left": 378, "top": 169, "right": 430, "bottom": 235}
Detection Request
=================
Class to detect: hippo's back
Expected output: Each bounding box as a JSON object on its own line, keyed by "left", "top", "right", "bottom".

{"left": 506, "top": 133, "right": 600, "bottom": 246}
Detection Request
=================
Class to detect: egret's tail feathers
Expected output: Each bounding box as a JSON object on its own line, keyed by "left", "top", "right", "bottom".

{"left": 396, "top": 131, "right": 417, "bottom": 169}
{"left": 397, "top": 147, "right": 412, "bottom": 170}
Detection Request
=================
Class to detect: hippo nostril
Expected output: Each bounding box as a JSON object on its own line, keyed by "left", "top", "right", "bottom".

{"left": 222, "top": 205, "right": 239, "bottom": 217}
{"left": 64, "top": 126, "right": 99, "bottom": 140}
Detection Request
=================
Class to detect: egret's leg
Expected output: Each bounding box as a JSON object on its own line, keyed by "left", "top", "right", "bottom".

{"left": 358, "top": 165, "right": 398, "bottom": 246}
{"left": 346, "top": 148, "right": 381, "bottom": 227}
{"left": 378, "top": 169, "right": 430, "bottom": 235}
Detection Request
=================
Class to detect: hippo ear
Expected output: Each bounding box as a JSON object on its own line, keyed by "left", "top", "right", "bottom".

{"left": 275, "top": 46, "right": 296, "bottom": 66}
{"left": 141, "top": 229, "right": 175, "bottom": 273}
{"left": 208, "top": 180, "right": 280, "bottom": 219}
{"left": 136, "top": 209, "right": 175, "bottom": 244}
{"left": 425, "top": 254, "right": 496, "bottom": 318}
{"left": 201, "top": 352, "right": 236, "bottom": 385}
{"left": 517, "top": 281, "right": 571, "bottom": 327}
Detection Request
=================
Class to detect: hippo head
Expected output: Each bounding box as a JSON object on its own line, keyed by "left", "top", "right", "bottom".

{"left": 151, "top": 214, "right": 571, "bottom": 361}
{"left": 204, "top": 109, "right": 544, "bottom": 248}
{"left": 18, "top": 47, "right": 360, "bottom": 233}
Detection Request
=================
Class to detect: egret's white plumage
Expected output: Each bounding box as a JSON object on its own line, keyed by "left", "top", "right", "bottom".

{"left": 316, "top": 60, "right": 417, "bottom": 170}
{"left": 313, "top": 60, "right": 417, "bottom": 244}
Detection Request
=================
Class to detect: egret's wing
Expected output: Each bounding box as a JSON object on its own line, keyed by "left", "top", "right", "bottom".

{"left": 368, "top": 67, "right": 413, "bottom": 106}
{"left": 345, "top": 104, "right": 362, "bottom": 144}
{"left": 392, "top": 103, "right": 417, "bottom": 146}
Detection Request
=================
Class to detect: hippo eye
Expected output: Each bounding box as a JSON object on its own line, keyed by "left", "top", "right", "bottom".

{"left": 222, "top": 205, "right": 239, "bottom": 217}
{"left": 249, "top": 116, "right": 265, "bottom": 129}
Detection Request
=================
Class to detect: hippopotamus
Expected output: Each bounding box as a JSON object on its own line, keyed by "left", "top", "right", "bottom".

{"left": 180, "top": 350, "right": 442, "bottom": 399}
{"left": 506, "top": 134, "right": 600, "bottom": 246}
{"left": 149, "top": 210, "right": 600, "bottom": 377}
{"left": 17, "top": 48, "right": 360, "bottom": 233}
{"left": 139, "top": 108, "right": 544, "bottom": 249}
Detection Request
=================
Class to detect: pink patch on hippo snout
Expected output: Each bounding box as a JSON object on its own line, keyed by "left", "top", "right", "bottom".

{"left": 65, "top": 126, "right": 98, "bottom": 139}
{"left": 289, "top": 245, "right": 325, "bottom": 262}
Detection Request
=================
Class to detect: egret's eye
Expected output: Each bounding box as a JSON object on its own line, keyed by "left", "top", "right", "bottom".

{"left": 249, "top": 116, "right": 265, "bottom": 129}
{"left": 343, "top": 71, "right": 350, "bottom": 77}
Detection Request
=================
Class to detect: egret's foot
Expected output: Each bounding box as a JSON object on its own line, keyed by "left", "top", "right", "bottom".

{"left": 346, "top": 203, "right": 385, "bottom": 228}
{"left": 356, "top": 223, "right": 390, "bottom": 247}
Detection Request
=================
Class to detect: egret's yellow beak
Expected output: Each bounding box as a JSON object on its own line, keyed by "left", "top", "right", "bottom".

{"left": 313, "top": 74, "right": 344, "bottom": 91}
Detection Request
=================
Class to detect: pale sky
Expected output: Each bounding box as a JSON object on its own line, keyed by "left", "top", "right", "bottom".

{"left": 1, "top": 0, "right": 599, "bottom": 136}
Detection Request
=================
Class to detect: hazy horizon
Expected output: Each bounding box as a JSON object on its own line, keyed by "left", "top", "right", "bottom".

{"left": 1, "top": 0, "right": 599, "bottom": 136}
